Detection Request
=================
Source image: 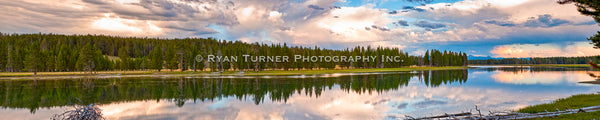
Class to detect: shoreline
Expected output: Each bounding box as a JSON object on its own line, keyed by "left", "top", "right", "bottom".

{"left": 0, "top": 66, "right": 467, "bottom": 80}
{"left": 469, "top": 64, "right": 591, "bottom": 67}
{"left": 516, "top": 93, "right": 600, "bottom": 119}
{"left": 0, "top": 64, "right": 591, "bottom": 79}
{"left": 1, "top": 64, "right": 589, "bottom": 78}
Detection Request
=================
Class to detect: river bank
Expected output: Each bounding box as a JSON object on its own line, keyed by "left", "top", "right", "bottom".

{"left": 0, "top": 66, "right": 467, "bottom": 79}
{"left": 517, "top": 93, "right": 600, "bottom": 119}
{"left": 413, "top": 93, "right": 600, "bottom": 119}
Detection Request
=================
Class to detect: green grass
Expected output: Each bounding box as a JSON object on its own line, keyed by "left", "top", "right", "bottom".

{"left": 519, "top": 94, "right": 600, "bottom": 113}
{"left": 518, "top": 93, "right": 600, "bottom": 119}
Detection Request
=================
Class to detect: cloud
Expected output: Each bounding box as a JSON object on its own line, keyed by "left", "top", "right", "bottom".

{"left": 484, "top": 20, "right": 516, "bottom": 27}
{"left": 391, "top": 0, "right": 599, "bottom": 56}
{"left": 0, "top": 0, "right": 241, "bottom": 37}
{"left": 414, "top": 21, "right": 446, "bottom": 29}
{"left": 523, "top": 14, "right": 570, "bottom": 27}
{"left": 575, "top": 20, "right": 599, "bottom": 25}
{"left": 484, "top": 14, "right": 575, "bottom": 27}
{"left": 0, "top": 0, "right": 598, "bottom": 57}
{"left": 308, "top": 5, "right": 325, "bottom": 10}
{"left": 395, "top": 20, "right": 409, "bottom": 26}
{"left": 402, "top": 6, "right": 426, "bottom": 12}
{"left": 370, "top": 25, "right": 390, "bottom": 31}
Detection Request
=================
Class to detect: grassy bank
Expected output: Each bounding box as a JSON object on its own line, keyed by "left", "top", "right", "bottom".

{"left": 0, "top": 66, "right": 467, "bottom": 78}
{"left": 518, "top": 93, "right": 600, "bottom": 119}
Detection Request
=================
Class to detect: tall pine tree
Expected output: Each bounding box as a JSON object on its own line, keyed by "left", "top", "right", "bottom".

{"left": 76, "top": 43, "right": 94, "bottom": 73}
{"left": 150, "top": 45, "right": 163, "bottom": 71}
{"left": 24, "top": 41, "right": 43, "bottom": 75}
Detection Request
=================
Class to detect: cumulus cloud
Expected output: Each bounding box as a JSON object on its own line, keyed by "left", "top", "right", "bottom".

{"left": 392, "top": 0, "right": 599, "bottom": 57}
{"left": 0, "top": 0, "right": 598, "bottom": 57}
{"left": 523, "top": 14, "right": 570, "bottom": 27}
{"left": 370, "top": 25, "right": 391, "bottom": 31}
{"left": 307, "top": 5, "right": 325, "bottom": 10}
{"left": 0, "top": 0, "right": 241, "bottom": 37}
{"left": 282, "top": 5, "right": 397, "bottom": 47}
{"left": 414, "top": 21, "right": 446, "bottom": 29}
{"left": 402, "top": 6, "right": 426, "bottom": 12}
{"left": 395, "top": 20, "right": 409, "bottom": 26}
{"left": 484, "top": 20, "right": 516, "bottom": 27}
{"left": 483, "top": 14, "right": 586, "bottom": 28}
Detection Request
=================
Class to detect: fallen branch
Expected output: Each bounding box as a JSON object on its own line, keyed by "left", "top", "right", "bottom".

{"left": 51, "top": 98, "right": 104, "bottom": 120}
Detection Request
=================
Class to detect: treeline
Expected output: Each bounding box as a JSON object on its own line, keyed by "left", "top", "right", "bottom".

{"left": 469, "top": 56, "right": 600, "bottom": 65}
{"left": 424, "top": 49, "right": 468, "bottom": 66}
{"left": 0, "top": 70, "right": 468, "bottom": 112}
{"left": 0, "top": 33, "right": 467, "bottom": 73}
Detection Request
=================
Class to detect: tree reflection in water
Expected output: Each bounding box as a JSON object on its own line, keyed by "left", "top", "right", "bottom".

{"left": 0, "top": 70, "right": 468, "bottom": 113}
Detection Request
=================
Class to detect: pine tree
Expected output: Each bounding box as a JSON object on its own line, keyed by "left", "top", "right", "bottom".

{"left": 24, "top": 41, "right": 43, "bottom": 75}
{"left": 6, "top": 44, "right": 14, "bottom": 72}
{"left": 94, "top": 49, "right": 106, "bottom": 71}
{"left": 462, "top": 52, "right": 468, "bottom": 66}
{"left": 118, "top": 48, "right": 130, "bottom": 70}
{"left": 55, "top": 45, "right": 69, "bottom": 71}
{"left": 424, "top": 50, "right": 430, "bottom": 66}
{"left": 150, "top": 45, "right": 163, "bottom": 71}
{"left": 45, "top": 51, "right": 55, "bottom": 72}
{"left": 76, "top": 43, "right": 94, "bottom": 73}
{"left": 70, "top": 48, "right": 79, "bottom": 71}
{"left": 165, "top": 46, "right": 178, "bottom": 71}
{"left": 0, "top": 42, "right": 6, "bottom": 72}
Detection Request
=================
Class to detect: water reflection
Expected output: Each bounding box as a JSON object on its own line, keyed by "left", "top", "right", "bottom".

{"left": 0, "top": 67, "right": 599, "bottom": 119}
{"left": 491, "top": 71, "right": 594, "bottom": 85}
{"left": 0, "top": 70, "right": 467, "bottom": 112}
{"left": 473, "top": 66, "right": 598, "bottom": 85}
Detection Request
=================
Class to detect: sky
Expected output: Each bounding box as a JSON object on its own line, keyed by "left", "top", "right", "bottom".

{"left": 0, "top": 0, "right": 599, "bottom": 58}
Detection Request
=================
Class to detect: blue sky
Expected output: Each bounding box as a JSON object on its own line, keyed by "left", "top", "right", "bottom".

{"left": 0, "top": 0, "right": 598, "bottom": 57}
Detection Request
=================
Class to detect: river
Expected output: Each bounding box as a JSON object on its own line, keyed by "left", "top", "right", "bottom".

{"left": 0, "top": 66, "right": 599, "bottom": 119}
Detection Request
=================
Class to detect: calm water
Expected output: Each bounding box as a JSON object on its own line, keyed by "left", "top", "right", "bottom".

{"left": 1, "top": 66, "right": 599, "bottom": 120}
